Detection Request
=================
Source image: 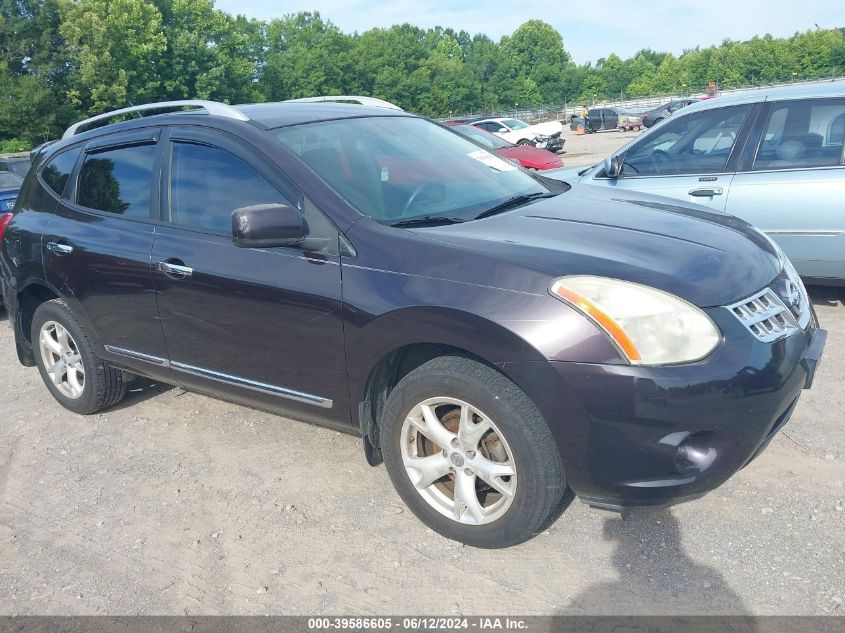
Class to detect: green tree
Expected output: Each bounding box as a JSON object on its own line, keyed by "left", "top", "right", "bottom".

{"left": 156, "top": 0, "right": 263, "bottom": 103}
{"left": 61, "top": 0, "right": 167, "bottom": 113}
{"left": 261, "top": 11, "right": 354, "bottom": 101}
{"left": 502, "top": 20, "right": 573, "bottom": 103}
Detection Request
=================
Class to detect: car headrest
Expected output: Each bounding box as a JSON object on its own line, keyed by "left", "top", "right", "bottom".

{"left": 775, "top": 139, "right": 805, "bottom": 161}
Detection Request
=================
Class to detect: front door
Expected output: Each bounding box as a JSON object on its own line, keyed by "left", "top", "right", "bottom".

{"left": 592, "top": 104, "right": 755, "bottom": 212}
{"left": 151, "top": 128, "right": 350, "bottom": 427}
{"left": 726, "top": 97, "right": 845, "bottom": 281}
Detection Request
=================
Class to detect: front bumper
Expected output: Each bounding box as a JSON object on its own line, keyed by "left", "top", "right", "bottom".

{"left": 502, "top": 309, "right": 826, "bottom": 509}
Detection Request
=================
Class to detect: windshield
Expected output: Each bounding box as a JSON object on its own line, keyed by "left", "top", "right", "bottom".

{"left": 274, "top": 116, "right": 548, "bottom": 224}
{"left": 0, "top": 171, "right": 22, "bottom": 188}
{"left": 502, "top": 119, "right": 529, "bottom": 130}
{"left": 451, "top": 124, "right": 512, "bottom": 150}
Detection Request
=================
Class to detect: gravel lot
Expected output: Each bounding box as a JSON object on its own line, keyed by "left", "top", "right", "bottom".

{"left": 0, "top": 129, "right": 843, "bottom": 616}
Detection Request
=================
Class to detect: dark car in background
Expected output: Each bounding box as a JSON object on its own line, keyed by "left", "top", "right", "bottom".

{"left": 0, "top": 99, "right": 825, "bottom": 548}
{"left": 642, "top": 98, "right": 697, "bottom": 128}
{"left": 0, "top": 171, "right": 22, "bottom": 212}
{"left": 445, "top": 122, "right": 564, "bottom": 170}
{"left": 575, "top": 107, "right": 643, "bottom": 132}
{"left": 0, "top": 156, "right": 31, "bottom": 179}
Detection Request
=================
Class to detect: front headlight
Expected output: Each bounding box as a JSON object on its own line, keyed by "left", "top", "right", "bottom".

{"left": 549, "top": 276, "right": 721, "bottom": 365}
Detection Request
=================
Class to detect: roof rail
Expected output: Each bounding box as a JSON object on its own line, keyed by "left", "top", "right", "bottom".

{"left": 283, "top": 95, "right": 404, "bottom": 111}
{"left": 62, "top": 100, "right": 250, "bottom": 139}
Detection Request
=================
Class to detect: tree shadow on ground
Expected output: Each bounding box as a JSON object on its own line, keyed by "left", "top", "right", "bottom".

{"left": 558, "top": 507, "right": 752, "bottom": 617}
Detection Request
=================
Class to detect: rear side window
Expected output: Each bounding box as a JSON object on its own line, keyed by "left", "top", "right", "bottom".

{"left": 77, "top": 144, "right": 156, "bottom": 217}
{"left": 169, "top": 142, "right": 289, "bottom": 233}
{"left": 753, "top": 98, "right": 845, "bottom": 170}
{"left": 41, "top": 147, "right": 81, "bottom": 197}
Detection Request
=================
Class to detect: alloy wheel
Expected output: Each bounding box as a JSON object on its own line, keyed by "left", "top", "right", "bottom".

{"left": 400, "top": 397, "right": 517, "bottom": 525}
{"left": 38, "top": 320, "right": 85, "bottom": 399}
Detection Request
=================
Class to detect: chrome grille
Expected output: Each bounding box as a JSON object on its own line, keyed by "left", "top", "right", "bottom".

{"left": 726, "top": 288, "right": 799, "bottom": 342}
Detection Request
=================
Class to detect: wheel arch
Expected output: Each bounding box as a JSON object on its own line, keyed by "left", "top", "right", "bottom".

{"left": 13, "top": 280, "right": 99, "bottom": 367}
{"left": 349, "top": 306, "right": 551, "bottom": 466}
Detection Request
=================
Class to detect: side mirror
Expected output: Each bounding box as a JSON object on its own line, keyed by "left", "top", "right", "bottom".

{"left": 497, "top": 127, "right": 508, "bottom": 134}
{"left": 232, "top": 203, "right": 306, "bottom": 248}
{"left": 603, "top": 154, "right": 623, "bottom": 179}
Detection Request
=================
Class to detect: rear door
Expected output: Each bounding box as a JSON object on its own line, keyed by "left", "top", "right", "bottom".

{"left": 41, "top": 128, "right": 169, "bottom": 377}
{"left": 588, "top": 109, "right": 603, "bottom": 131}
{"left": 151, "top": 127, "right": 350, "bottom": 427}
{"left": 591, "top": 104, "right": 757, "bottom": 212}
{"left": 726, "top": 97, "right": 845, "bottom": 281}
{"left": 604, "top": 109, "right": 619, "bottom": 130}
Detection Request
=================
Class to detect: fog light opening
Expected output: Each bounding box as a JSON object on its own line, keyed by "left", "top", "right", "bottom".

{"left": 673, "top": 431, "right": 718, "bottom": 473}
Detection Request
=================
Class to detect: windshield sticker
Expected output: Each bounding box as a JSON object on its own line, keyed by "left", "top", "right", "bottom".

{"left": 467, "top": 150, "right": 517, "bottom": 172}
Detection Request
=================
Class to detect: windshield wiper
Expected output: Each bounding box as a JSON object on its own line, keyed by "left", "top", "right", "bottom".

{"left": 390, "top": 215, "right": 465, "bottom": 228}
{"left": 474, "top": 192, "right": 560, "bottom": 220}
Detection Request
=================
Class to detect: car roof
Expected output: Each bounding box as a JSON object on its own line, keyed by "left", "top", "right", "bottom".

{"left": 678, "top": 80, "right": 845, "bottom": 116}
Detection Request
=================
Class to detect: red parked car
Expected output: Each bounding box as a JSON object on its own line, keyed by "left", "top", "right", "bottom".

{"left": 444, "top": 122, "right": 563, "bottom": 170}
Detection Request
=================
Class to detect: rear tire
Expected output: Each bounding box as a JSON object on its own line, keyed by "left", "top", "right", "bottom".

{"left": 32, "top": 299, "right": 126, "bottom": 415}
{"left": 380, "top": 356, "right": 566, "bottom": 548}
{"left": 517, "top": 139, "right": 532, "bottom": 146}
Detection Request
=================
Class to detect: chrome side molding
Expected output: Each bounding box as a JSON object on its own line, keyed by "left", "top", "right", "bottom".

{"left": 103, "top": 345, "right": 332, "bottom": 408}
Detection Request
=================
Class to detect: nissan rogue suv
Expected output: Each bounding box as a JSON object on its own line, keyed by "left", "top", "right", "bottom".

{"left": 0, "top": 100, "right": 826, "bottom": 548}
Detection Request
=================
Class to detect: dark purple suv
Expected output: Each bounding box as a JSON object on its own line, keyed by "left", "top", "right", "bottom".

{"left": 0, "top": 101, "right": 827, "bottom": 548}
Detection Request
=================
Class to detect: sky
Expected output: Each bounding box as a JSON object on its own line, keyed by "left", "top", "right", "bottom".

{"left": 214, "top": 0, "right": 845, "bottom": 64}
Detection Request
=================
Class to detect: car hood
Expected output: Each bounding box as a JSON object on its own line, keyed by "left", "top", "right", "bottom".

{"left": 416, "top": 185, "right": 782, "bottom": 307}
{"left": 497, "top": 145, "right": 562, "bottom": 169}
{"left": 540, "top": 165, "right": 589, "bottom": 182}
{"left": 524, "top": 121, "right": 563, "bottom": 136}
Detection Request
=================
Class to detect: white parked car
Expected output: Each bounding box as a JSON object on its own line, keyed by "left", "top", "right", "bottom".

{"left": 471, "top": 117, "right": 564, "bottom": 151}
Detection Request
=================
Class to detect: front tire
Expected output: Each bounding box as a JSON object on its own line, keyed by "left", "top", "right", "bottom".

{"left": 381, "top": 356, "right": 566, "bottom": 548}
{"left": 32, "top": 299, "right": 127, "bottom": 415}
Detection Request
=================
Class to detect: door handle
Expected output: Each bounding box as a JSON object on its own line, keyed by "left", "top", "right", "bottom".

{"left": 156, "top": 260, "right": 193, "bottom": 278}
{"left": 689, "top": 187, "right": 723, "bottom": 197}
{"left": 47, "top": 241, "right": 74, "bottom": 255}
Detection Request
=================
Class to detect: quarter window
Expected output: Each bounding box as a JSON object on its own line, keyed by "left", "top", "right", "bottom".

{"left": 77, "top": 144, "right": 156, "bottom": 217}
{"left": 621, "top": 105, "right": 752, "bottom": 176}
{"left": 41, "top": 147, "right": 81, "bottom": 197}
{"left": 753, "top": 99, "right": 845, "bottom": 170}
{"left": 169, "top": 142, "right": 289, "bottom": 234}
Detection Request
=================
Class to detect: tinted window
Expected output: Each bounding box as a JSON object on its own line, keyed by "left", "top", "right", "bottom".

{"left": 753, "top": 99, "right": 845, "bottom": 170}
{"left": 476, "top": 122, "right": 500, "bottom": 132}
{"left": 170, "top": 142, "right": 288, "bottom": 233}
{"left": 77, "top": 144, "right": 156, "bottom": 217}
{"left": 621, "top": 105, "right": 752, "bottom": 176}
{"left": 41, "top": 147, "right": 81, "bottom": 197}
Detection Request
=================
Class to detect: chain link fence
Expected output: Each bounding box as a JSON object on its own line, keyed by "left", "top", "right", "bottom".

{"left": 443, "top": 75, "right": 845, "bottom": 124}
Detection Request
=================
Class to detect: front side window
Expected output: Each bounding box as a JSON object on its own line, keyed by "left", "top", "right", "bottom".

{"left": 274, "top": 116, "right": 551, "bottom": 224}
{"left": 621, "top": 104, "right": 752, "bottom": 177}
{"left": 502, "top": 119, "right": 529, "bottom": 130}
{"left": 41, "top": 147, "right": 81, "bottom": 197}
{"left": 169, "top": 142, "right": 290, "bottom": 234}
{"left": 753, "top": 98, "right": 845, "bottom": 171}
{"left": 77, "top": 144, "right": 156, "bottom": 217}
